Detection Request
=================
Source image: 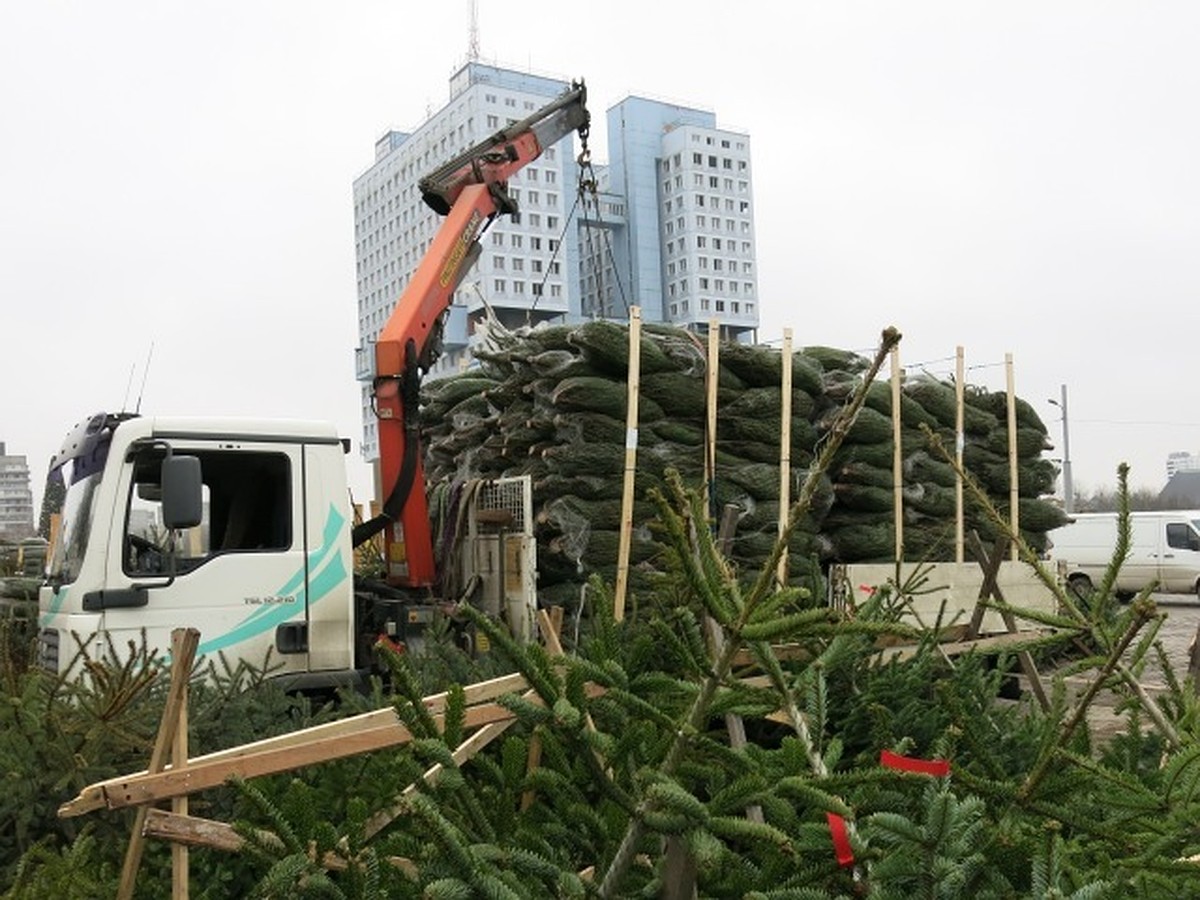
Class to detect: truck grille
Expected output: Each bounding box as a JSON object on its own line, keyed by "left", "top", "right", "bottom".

{"left": 38, "top": 628, "right": 59, "bottom": 673}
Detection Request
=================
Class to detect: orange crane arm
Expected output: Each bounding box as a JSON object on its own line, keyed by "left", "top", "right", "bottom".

{"left": 356, "top": 82, "right": 589, "bottom": 588}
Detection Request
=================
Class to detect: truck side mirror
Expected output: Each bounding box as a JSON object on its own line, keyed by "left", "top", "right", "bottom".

{"left": 161, "top": 455, "right": 203, "bottom": 530}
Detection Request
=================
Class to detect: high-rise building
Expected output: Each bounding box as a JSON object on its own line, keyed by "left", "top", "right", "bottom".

{"left": 351, "top": 63, "right": 758, "bottom": 465}
{"left": 0, "top": 443, "right": 34, "bottom": 541}
{"left": 352, "top": 62, "right": 584, "bottom": 461}
{"left": 580, "top": 97, "right": 758, "bottom": 340}
{"left": 1167, "top": 451, "right": 1200, "bottom": 480}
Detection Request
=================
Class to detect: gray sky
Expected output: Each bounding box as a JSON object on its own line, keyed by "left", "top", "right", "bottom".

{"left": 2, "top": 1, "right": 1198, "bottom": 515}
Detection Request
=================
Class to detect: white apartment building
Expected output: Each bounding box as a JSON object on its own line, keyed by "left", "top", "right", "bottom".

{"left": 0, "top": 443, "right": 34, "bottom": 541}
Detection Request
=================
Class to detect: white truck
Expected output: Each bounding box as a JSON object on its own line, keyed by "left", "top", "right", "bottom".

{"left": 37, "top": 83, "right": 592, "bottom": 688}
{"left": 1046, "top": 511, "right": 1200, "bottom": 600}
{"left": 37, "top": 412, "right": 535, "bottom": 690}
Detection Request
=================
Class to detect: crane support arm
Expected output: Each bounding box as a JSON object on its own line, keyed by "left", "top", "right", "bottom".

{"left": 360, "top": 81, "right": 590, "bottom": 589}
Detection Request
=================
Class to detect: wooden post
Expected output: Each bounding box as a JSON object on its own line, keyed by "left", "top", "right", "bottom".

{"left": 705, "top": 320, "right": 720, "bottom": 522}
{"left": 172, "top": 630, "right": 190, "bottom": 900}
{"left": 777, "top": 329, "right": 793, "bottom": 587}
{"left": 955, "top": 346, "right": 965, "bottom": 564}
{"left": 890, "top": 346, "right": 903, "bottom": 563}
{"left": 967, "top": 532, "right": 1049, "bottom": 712}
{"left": 613, "top": 306, "right": 642, "bottom": 622}
{"left": 118, "top": 628, "right": 200, "bottom": 900}
{"left": 1005, "top": 353, "right": 1019, "bottom": 560}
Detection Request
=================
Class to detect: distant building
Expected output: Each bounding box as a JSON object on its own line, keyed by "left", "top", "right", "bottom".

{"left": 0, "top": 443, "right": 35, "bottom": 541}
{"left": 351, "top": 61, "right": 759, "bottom": 464}
{"left": 1167, "top": 451, "right": 1200, "bottom": 480}
{"left": 1158, "top": 471, "right": 1200, "bottom": 509}
{"left": 585, "top": 96, "right": 759, "bottom": 339}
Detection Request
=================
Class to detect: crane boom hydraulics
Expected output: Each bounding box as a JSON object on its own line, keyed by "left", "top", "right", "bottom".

{"left": 357, "top": 81, "right": 591, "bottom": 589}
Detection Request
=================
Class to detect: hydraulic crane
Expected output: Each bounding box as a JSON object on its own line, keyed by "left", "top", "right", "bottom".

{"left": 354, "top": 81, "right": 591, "bottom": 589}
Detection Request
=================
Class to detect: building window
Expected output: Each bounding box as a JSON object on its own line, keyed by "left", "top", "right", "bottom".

{"left": 493, "top": 256, "right": 505, "bottom": 269}
{"left": 494, "top": 279, "right": 506, "bottom": 292}
{"left": 511, "top": 234, "right": 523, "bottom": 248}
{"left": 693, "top": 152, "right": 702, "bottom": 164}
{"left": 715, "top": 300, "right": 725, "bottom": 312}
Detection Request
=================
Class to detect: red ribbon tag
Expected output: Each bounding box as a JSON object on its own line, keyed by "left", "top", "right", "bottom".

{"left": 826, "top": 812, "right": 854, "bottom": 867}
{"left": 880, "top": 749, "right": 950, "bottom": 777}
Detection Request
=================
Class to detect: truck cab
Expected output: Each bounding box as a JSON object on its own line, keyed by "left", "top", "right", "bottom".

{"left": 39, "top": 413, "right": 359, "bottom": 686}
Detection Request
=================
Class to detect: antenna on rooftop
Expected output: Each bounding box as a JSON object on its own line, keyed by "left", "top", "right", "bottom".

{"left": 467, "top": 0, "right": 480, "bottom": 62}
{"left": 134, "top": 342, "right": 154, "bottom": 414}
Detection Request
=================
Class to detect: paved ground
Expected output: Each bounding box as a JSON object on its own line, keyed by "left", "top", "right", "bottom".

{"left": 1013, "top": 593, "right": 1200, "bottom": 740}
{"left": 1139, "top": 594, "right": 1200, "bottom": 688}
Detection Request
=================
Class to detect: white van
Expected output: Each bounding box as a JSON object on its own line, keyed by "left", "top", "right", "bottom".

{"left": 1046, "top": 511, "right": 1200, "bottom": 599}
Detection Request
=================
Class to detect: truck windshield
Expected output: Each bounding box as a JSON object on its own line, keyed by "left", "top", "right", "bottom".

{"left": 47, "top": 469, "right": 102, "bottom": 586}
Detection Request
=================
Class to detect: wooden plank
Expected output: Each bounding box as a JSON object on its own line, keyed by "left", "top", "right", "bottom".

{"left": 614, "top": 306, "right": 642, "bottom": 621}
{"left": 61, "top": 672, "right": 532, "bottom": 816}
{"left": 117, "top": 628, "right": 200, "bottom": 900}
{"left": 64, "top": 702, "right": 519, "bottom": 815}
{"left": 871, "top": 629, "right": 1053, "bottom": 665}
{"left": 144, "top": 810, "right": 418, "bottom": 878}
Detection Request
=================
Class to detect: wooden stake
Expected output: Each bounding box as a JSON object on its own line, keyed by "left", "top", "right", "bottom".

{"left": 614, "top": 306, "right": 642, "bottom": 621}
{"left": 777, "top": 328, "right": 793, "bottom": 587}
{"left": 172, "top": 630, "right": 190, "bottom": 900}
{"left": 1006, "top": 353, "right": 1019, "bottom": 560}
{"left": 890, "top": 346, "right": 903, "bottom": 563}
{"left": 955, "top": 346, "right": 965, "bottom": 564}
{"left": 117, "top": 628, "right": 200, "bottom": 900}
{"left": 705, "top": 320, "right": 720, "bottom": 520}
{"left": 968, "top": 532, "right": 1049, "bottom": 711}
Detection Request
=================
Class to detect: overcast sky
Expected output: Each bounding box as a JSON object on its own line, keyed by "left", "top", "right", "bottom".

{"left": 2, "top": 2, "right": 1198, "bottom": 515}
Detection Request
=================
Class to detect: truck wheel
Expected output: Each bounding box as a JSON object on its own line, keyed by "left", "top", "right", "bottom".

{"left": 1068, "top": 574, "right": 1093, "bottom": 603}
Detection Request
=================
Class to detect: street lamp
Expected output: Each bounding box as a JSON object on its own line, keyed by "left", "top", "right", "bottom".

{"left": 1048, "top": 384, "right": 1073, "bottom": 514}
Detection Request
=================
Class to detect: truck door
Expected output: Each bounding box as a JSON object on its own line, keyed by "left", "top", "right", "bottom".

{"left": 1160, "top": 519, "right": 1200, "bottom": 594}
{"left": 114, "top": 440, "right": 312, "bottom": 677}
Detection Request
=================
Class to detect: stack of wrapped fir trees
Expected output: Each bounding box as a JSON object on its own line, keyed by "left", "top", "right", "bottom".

{"left": 419, "top": 319, "right": 1068, "bottom": 606}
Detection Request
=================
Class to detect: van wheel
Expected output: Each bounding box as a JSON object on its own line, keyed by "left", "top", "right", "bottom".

{"left": 1068, "top": 574, "right": 1093, "bottom": 602}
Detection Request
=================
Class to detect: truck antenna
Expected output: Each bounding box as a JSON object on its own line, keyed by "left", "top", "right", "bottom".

{"left": 121, "top": 362, "right": 137, "bottom": 413}
{"left": 134, "top": 342, "right": 155, "bottom": 414}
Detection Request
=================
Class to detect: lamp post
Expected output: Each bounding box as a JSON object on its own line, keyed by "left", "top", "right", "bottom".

{"left": 1048, "top": 384, "right": 1073, "bottom": 514}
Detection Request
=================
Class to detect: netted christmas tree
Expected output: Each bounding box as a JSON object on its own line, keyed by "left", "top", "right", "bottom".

{"left": 419, "top": 318, "right": 1068, "bottom": 611}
